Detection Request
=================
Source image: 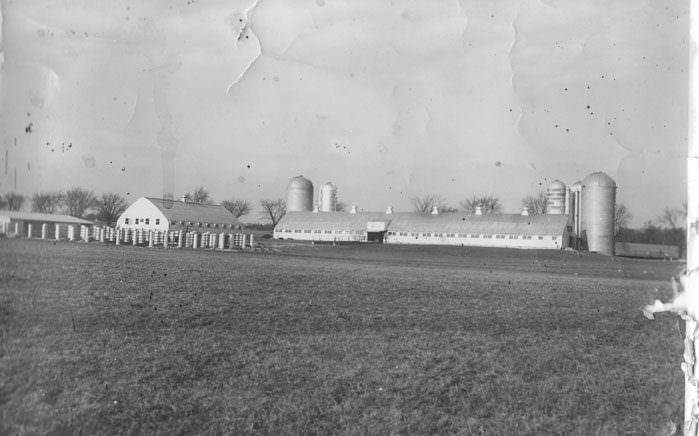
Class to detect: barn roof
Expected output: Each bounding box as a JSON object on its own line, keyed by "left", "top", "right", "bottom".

{"left": 276, "top": 211, "right": 570, "bottom": 236}
{"left": 144, "top": 198, "right": 241, "bottom": 226}
{"left": 0, "top": 210, "right": 93, "bottom": 225}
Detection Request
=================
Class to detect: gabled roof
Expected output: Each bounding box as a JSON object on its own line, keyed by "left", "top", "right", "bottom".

{"left": 144, "top": 197, "right": 241, "bottom": 226}
{"left": 276, "top": 211, "right": 570, "bottom": 236}
{"left": 0, "top": 210, "right": 93, "bottom": 225}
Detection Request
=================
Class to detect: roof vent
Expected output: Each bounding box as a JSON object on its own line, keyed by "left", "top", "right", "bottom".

{"left": 350, "top": 205, "right": 357, "bottom": 214}
{"left": 475, "top": 204, "right": 483, "bottom": 216}
{"left": 521, "top": 206, "right": 529, "bottom": 216}
{"left": 431, "top": 205, "right": 439, "bottom": 215}
{"left": 386, "top": 205, "right": 393, "bottom": 214}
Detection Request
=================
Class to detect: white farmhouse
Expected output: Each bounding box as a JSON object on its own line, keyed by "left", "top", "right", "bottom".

{"left": 116, "top": 197, "right": 242, "bottom": 233}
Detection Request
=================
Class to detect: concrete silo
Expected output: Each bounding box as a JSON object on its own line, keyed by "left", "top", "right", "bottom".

{"left": 286, "top": 176, "right": 314, "bottom": 212}
{"left": 319, "top": 182, "right": 338, "bottom": 212}
{"left": 546, "top": 180, "right": 567, "bottom": 214}
{"left": 570, "top": 180, "right": 583, "bottom": 242}
{"left": 580, "top": 172, "right": 616, "bottom": 255}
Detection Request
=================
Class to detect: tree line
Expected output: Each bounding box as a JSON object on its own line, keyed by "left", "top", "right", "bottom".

{"left": 0, "top": 186, "right": 290, "bottom": 228}
{"left": 1, "top": 184, "right": 686, "bottom": 245}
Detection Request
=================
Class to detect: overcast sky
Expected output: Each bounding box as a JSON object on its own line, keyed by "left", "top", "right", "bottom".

{"left": 0, "top": 0, "right": 688, "bottom": 226}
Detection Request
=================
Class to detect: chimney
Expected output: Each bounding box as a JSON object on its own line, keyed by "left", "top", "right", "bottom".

{"left": 521, "top": 205, "right": 529, "bottom": 216}
{"left": 350, "top": 205, "right": 357, "bottom": 214}
{"left": 475, "top": 204, "right": 483, "bottom": 215}
{"left": 431, "top": 205, "right": 439, "bottom": 215}
{"left": 386, "top": 205, "right": 393, "bottom": 214}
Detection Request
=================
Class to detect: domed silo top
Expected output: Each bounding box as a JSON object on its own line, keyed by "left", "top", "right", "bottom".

{"left": 548, "top": 179, "right": 566, "bottom": 190}
{"left": 288, "top": 175, "right": 313, "bottom": 189}
{"left": 583, "top": 172, "right": 616, "bottom": 188}
{"left": 286, "top": 175, "right": 314, "bottom": 212}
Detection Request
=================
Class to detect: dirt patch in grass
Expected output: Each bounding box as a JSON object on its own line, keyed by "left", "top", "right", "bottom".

{"left": 0, "top": 239, "right": 684, "bottom": 434}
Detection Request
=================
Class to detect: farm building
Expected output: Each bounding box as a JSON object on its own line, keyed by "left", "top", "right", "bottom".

{"left": 274, "top": 211, "right": 573, "bottom": 249}
{"left": 116, "top": 197, "right": 242, "bottom": 233}
{"left": 275, "top": 172, "right": 617, "bottom": 253}
{"left": 0, "top": 211, "right": 92, "bottom": 237}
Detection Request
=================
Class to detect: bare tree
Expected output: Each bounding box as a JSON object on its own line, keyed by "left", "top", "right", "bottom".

{"left": 658, "top": 204, "right": 686, "bottom": 230}
{"left": 521, "top": 191, "right": 547, "bottom": 215}
{"left": 260, "top": 199, "right": 286, "bottom": 226}
{"left": 4, "top": 192, "right": 25, "bottom": 211}
{"left": 188, "top": 186, "right": 214, "bottom": 205}
{"left": 614, "top": 203, "right": 632, "bottom": 234}
{"left": 64, "top": 187, "right": 96, "bottom": 218}
{"left": 221, "top": 199, "right": 250, "bottom": 218}
{"left": 96, "top": 193, "right": 128, "bottom": 226}
{"left": 460, "top": 195, "right": 502, "bottom": 214}
{"left": 411, "top": 194, "right": 446, "bottom": 214}
{"left": 32, "top": 192, "right": 64, "bottom": 214}
{"left": 336, "top": 201, "right": 347, "bottom": 212}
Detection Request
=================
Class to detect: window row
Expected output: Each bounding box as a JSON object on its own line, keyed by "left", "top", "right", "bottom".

{"left": 124, "top": 218, "right": 161, "bottom": 225}
{"left": 123, "top": 218, "right": 238, "bottom": 229}
{"left": 386, "top": 232, "right": 557, "bottom": 241}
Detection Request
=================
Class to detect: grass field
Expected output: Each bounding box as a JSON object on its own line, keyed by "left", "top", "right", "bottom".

{"left": 0, "top": 238, "right": 686, "bottom": 435}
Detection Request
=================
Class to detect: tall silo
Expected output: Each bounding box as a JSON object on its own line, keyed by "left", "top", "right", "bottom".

{"left": 580, "top": 172, "right": 616, "bottom": 255}
{"left": 286, "top": 176, "right": 314, "bottom": 212}
{"left": 546, "top": 180, "right": 567, "bottom": 214}
{"left": 570, "top": 181, "right": 583, "bottom": 238}
{"left": 319, "top": 182, "right": 338, "bottom": 212}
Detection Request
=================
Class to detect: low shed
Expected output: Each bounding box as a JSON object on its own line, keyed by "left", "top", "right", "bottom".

{"left": 0, "top": 211, "right": 92, "bottom": 237}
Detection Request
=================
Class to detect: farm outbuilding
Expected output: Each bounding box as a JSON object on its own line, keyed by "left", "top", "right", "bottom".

{"left": 0, "top": 211, "right": 92, "bottom": 238}
{"left": 274, "top": 211, "right": 572, "bottom": 249}
{"left": 116, "top": 197, "right": 242, "bottom": 233}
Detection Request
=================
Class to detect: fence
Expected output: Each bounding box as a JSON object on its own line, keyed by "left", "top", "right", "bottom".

{"left": 21, "top": 225, "right": 256, "bottom": 250}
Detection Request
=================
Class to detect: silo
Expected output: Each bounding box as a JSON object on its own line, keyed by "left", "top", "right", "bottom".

{"left": 570, "top": 181, "right": 583, "bottom": 238}
{"left": 546, "top": 180, "right": 567, "bottom": 214}
{"left": 286, "top": 176, "right": 314, "bottom": 212}
{"left": 319, "top": 182, "right": 338, "bottom": 212}
{"left": 580, "top": 171, "right": 616, "bottom": 255}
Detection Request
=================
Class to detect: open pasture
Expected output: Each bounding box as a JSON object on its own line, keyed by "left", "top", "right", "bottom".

{"left": 0, "top": 239, "right": 686, "bottom": 434}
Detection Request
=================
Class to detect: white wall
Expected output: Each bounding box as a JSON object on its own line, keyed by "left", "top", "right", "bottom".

{"left": 116, "top": 197, "right": 169, "bottom": 232}
{"left": 274, "top": 227, "right": 568, "bottom": 249}
{"left": 385, "top": 233, "right": 564, "bottom": 249}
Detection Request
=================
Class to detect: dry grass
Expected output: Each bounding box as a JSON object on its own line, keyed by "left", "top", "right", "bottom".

{"left": 0, "top": 239, "right": 685, "bottom": 435}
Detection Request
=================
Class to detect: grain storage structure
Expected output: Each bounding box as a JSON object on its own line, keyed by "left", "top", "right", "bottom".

{"left": 286, "top": 176, "right": 314, "bottom": 212}
{"left": 580, "top": 171, "right": 616, "bottom": 255}
{"left": 319, "top": 182, "right": 338, "bottom": 212}
{"left": 546, "top": 180, "right": 567, "bottom": 214}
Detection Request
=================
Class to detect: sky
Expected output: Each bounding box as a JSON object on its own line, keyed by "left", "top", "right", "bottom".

{"left": 0, "top": 0, "right": 689, "bottom": 226}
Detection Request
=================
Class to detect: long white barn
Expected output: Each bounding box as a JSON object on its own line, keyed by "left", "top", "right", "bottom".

{"left": 117, "top": 197, "right": 242, "bottom": 232}
{"left": 274, "top": 211, "right": 572, "bottom": 250}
